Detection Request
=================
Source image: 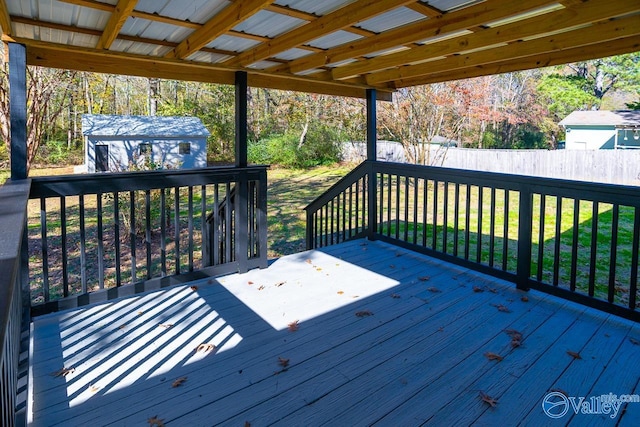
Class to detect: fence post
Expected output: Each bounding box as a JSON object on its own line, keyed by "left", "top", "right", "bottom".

{"left": 516, "top": 185, "right": 533, "bottom": 290}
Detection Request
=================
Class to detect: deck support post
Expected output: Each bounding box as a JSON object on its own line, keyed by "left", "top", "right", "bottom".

{"left": 9, "top": 42, "right": 28, "bottom": 181}
{"left": 235, "top": 71, "right": 249, "bottom": 272}
{"left": 366, "top": 88, "right": 378, "bottom": 240}
{"left": 516, "top": 186, "right": 533, "bottom": 290}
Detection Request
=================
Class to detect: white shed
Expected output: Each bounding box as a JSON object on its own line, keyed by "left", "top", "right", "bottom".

{"left": 559, "top": 110, "right": 640, "bottom": 150}
{"left": 82, "top": 115, "right": 210, "bottom": 173}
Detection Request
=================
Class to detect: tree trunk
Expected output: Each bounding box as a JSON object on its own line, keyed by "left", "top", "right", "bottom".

{"left": 149, "top": 77, "right": 159, "bottom": 116}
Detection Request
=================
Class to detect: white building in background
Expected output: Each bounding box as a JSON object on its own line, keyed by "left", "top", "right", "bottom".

{"left": 82, "top": 114, "right": 210, "bottom": 173}
{"left": 559, "top": 110, "right": 640, "bottom": 150}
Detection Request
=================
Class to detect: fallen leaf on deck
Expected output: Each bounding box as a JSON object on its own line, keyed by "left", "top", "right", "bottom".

{"left": 473, "top": 286, "right": 484, "bottom": 293}
{"left": 51, "top": 367, "right": 75, "bottom": 377}
{"left": 566, "top": 350, "right": 582, "bottom": 360}
{"left": 118, "top": 324, "right": 127, "bottom": 330}
{"left": 306, "top": 259, "right": 312, "bottom": 264}
{"left": 337, "top": 291, "right": 344, "bottom": 295}
{"left": 492, "top": 303, "right": 512, "bottom": 313}
{"left": 258, "top": 285, "right": 265, "bottom": 290}
{"left": 521, "top": 296, "right": 529, "bottom": 302}
{"left": 89, "top": 384, "right": 100, "bottom": 393}
{"left": 418, "top": 276, "right": 430, "bottom": 281}
{"left": 389, "top": 264, "right": 396, "bottom": 269}
{"left": 479, "top": 391, "right": 498, "bottom": 408}
{"left": 195, "top": 343, "right": 216, "bottom": 353}
{"left": 137, "top": 311, "right": 144, "bottom": 315}
{"left": 630, "top": 338, "right": 639, "bottom": 345}
{"left": 278, "top": 357, "right": 290, "bottom": 368}
{"left": 356, "top": 310, "right": 373, "bottom": 317}
{"left": 316, "top": 267, "right": 322, "bottom": 271}
{"left": 484, "top": 352, "right": 504, "bottom": 362}
{"left": 288, "top": 320, "right": 299, "bottom": 332}
{"left": 488, "top": 287, "right": 498, "bottom": 294}
{"left": 390, "top": 293, "right": 401, "bottom": 299}
{"left": 158, "top": 324, "right": 174, "bottom": 329}
{"left": 190, "top": 285, "right": 198, "bottom": 291}
{"left": 275, "top": 281, "right": 286, "bottom": 287}
{"left": 427, "top": 287, "right": 441, "bottom": 293}
{"left": 505, "top": 329, "right": 523, "bottom": 348}
{"left": 248, "top": 281, "right": 254, "bottom": 285}
{"left": 172, "top": 377, "right": 187, "bottom": 388}
{"left": 245, "top": 422, "right": 251, "bottom": 427}
{"left": 148, "top": 416, "right": 165, "bottom": 427}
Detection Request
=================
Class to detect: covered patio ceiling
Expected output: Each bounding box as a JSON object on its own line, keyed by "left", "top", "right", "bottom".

{"left": 0, "top": 0, "right": 639, "bottom": 100}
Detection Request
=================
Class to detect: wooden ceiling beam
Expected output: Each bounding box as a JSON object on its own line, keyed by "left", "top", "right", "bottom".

{"left": 367, "top": 14, "right": 640, "bottom": 85}
{"left": 227, "top": 0, "right": 417, "bottom": 67}
{"left": 96, "top": 0, "right": 138, "bottom": 50}
{"left": 271, "top": 0, "right": 560, "bottom": 75}
{"left": 166, "top": 0, "right": 274, "bottom": 60}
{"left": 405, "top": 2, "right": 442, "bottom": 18}
{"left": 394, "top": 35, "right": 640, "bottom": 87}
{"left": 332, "top": 0, "right": 640, "bottom": 80}
{"left": 9, "top": 37, "right": 392, "bottom": 100}
{"left": 0, "top": 0, "right": 12, "bottom": 36}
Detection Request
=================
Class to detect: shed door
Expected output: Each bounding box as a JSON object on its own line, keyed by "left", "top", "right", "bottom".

{"left": 96, "top": 145, "right": 109, "bottom": 172}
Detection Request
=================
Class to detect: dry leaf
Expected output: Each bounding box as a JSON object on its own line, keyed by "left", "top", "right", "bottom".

{"left": 89, "top": 384, "right": 100, "bottom": 393}
{"left": 390, "top": 293, "right": 401, "bottom": 299}
{"left": 337, "top": 291, "right": 344, "bottom": 295}
{"left": 257, "top": 285, "right": 265, "bottom": 290}
{"left": 137, "top": 311, "right": 144, "bottom": 315}
{"left": 479, "top": 391, "right": 498, "bottom": 408}
{"left": 630, "top": 338, "right": 639, "bottom": 345}
{"left": 172, "top": 377, "right": 187, "bottom": 388}
{"left": 195, "top": 343, "right": 216, "bottom": 353}
{"left": 484, "top": 352, "right": 504, "bottom": 362}
{"left": 118, "top": 324, "right": 127, "bottom": 330}
{"left": 473, "top": 286, "right": 484, "bottom": 293}
{"left": 158, "top": 323, "right": 174, "bottom": 329}
{"left": 190, "top": 285, "right": 198, "bottom": 291}
{"left": 389, "top": 264, "right": 396, "bottom": 269}
{"left": 148, "top": 416, "right": 165, "bottom": 427}
{"left": 275, "top": 281, "right": 286, "bottom": 287}
{"left": 505, "top": 329, "right": 523, "bottom": 348}
{"left": 521, "top": 296, "right": 529, "bottom": 302}
{"left": 567, "top": 350, "right": 582, "bottom": 360}
{"left": 248, "top": 281, "right": 254, "bottom": 285}
{"left": 51, "top": 367, "right": 75, "bottom": 377}
{"left": 288, "top": 320, "right": 299, "bottom": 332}
{"left": 355, "top": 310, "right": 373, "bottom": 317}
{"left": 418, "top": 276, "right": 430, "bottom": 281}
{"left": 488, "top": 287, "right": 498, "bottom": 294}
{"left": 492, "top": 303, "right": 512, "bottom": 313}
{"left": 305, "top": 259, "right": 312, "bottom": 264}
{"left": 278, "top": 357, "right": 290, "bottom": 368}
{"left": 427, "top": 287, "right": 441, "bottom": 293}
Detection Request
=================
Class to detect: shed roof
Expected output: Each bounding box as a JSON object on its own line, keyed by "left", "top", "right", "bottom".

{"left": 559, "top": 110, "right": 640, "bottom": 127}
{"left": 81, "top": 115, "right": 211, "bottom": 138}
{"left": 1, "top": 0, "right": 639, "bottom": 99}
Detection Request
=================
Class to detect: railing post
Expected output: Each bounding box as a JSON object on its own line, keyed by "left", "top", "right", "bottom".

{"left": 366, "top": 89, "right": 377, "bottom": 240}
{"left": 516, "top": 185, "right": 533, "bottom": 290}
{"left": 9, "top": 42, "right": 28, "bottom": 181}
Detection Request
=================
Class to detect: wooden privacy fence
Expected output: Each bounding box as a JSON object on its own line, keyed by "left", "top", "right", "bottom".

{"left": 306, "top": 161, "right": 640, "bottom": 321}
{"left": 28, "top": 166, "right": 268, "bottom": 314}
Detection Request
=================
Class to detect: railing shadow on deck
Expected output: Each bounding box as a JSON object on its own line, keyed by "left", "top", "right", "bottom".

{"left": 305, "top": 161, "right": 640, "bottom": 321}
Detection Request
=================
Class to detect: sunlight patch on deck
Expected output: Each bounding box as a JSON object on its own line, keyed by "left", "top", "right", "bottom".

{"left": 218, "top": 249, "right": 400, "bottom": 330}
{"left": 52, "top": 285, "right": 243, "bottom": 407}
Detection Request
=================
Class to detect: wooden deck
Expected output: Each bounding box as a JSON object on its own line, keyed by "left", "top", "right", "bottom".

{"left": 28, "top": 239, "right": 640, "bottom": 426}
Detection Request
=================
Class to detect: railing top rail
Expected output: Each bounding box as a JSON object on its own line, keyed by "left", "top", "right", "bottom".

{"left": 376, "top": 162, "right": 640, "bottom": 206}
{"left": 0, "top": 179, "right": 30, "bottom": 358}
{"left": 304, "top": 161, "right": 370, "bottom": 213}
{"left": 29, "top": 165, "right": 269, "bottom": 199}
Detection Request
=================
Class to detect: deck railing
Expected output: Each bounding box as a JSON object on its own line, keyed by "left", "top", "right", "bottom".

{"left": 306, "top": 161, "right": 640, "bottom": 321}
{"left": 0, "top": 180, "right": 30, "bottom": 427}
{"left": 28, "top": 166, "right": 268, "bottom": 313}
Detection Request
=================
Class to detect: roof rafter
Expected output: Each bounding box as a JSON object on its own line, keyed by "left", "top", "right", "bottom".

{"left": 366, "top": 14, "right": 640, "bottom": 85}
{"left": 332, "top": 0, "right": 640, "bottom": 80}
{"left": 226, "top": 0, "right": 418, "bottom": 67}
{"left": 0, "top": 0, "right": 12, "bottom": 36}
{"left": 166, "top": 0, "right": 275, "bottom": 60}
{"left": 96, "top": 0, "right": 138, "bottom": 50}
{"left": 270, "top": 0, "right": 560, "bottom": 75}
{"left": 395, "top": 35, "right": 640, "bottom": 87}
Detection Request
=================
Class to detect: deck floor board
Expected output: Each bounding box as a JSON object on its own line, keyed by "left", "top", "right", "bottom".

{"left": 28, "top": 239, "right": 640, "bottom": 426}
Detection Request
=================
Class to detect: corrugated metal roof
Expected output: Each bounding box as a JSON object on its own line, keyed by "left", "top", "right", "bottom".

{"left": 82, "top": 115, "right": 211, "bottom": 138}
{"left": 425, "top": 0, "right": 482, "bottom": 12}
{"left": 274, "top": 0, "right": 357, "bottom": 16}
{"left": 120, "top": 20, "right": 192, "bottom": 44}
{"left": 559, "top": 111, "right": 640, "bottom": 127}
{"left": 206, "top": 35, "right": 261, "bottom": 53}
{"left": 356, "top": 7, "right": 427, "bottom": 34}
{"left": 273, "top": 48, "right": 313, "bottom": 61}
{"left": 135, "top": 0, "right": 230, "bottom": 25}
{"left": 187, "top": 51, "right": 233, "bottom": 63}
{"left": 306, "top": 30, "right": 363, "bottom": 50}
{"left": 232, "top": 10, "right": 306, "bottom": 39}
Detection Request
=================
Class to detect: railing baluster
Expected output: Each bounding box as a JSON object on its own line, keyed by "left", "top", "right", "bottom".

{"left": 355, "top": 180, "right": 360, "bottom": 236}
{"left": 489, "top": 187, "right": 496, "bottom": 268}
{"left": 454, "top": 182, "right": 460, "bottom": 257}
{"left": 60, "top": 197, "right": 69, "bottom": 298}
{"left": 160, "top": 189, "right": 166, "bottom": 277}
{"left": 432, "top": 180, "right": 438, "bottom": 250}
{"left": 588, "top": 202, "right": 599, "bottom": 297}
{"left": 443, "top": 181, "right": 449, "bottom": 253}
{"left": 477, "top": 186, "right": 483, "bottom": 264}
{"left": 342, "top": 190, "right": 347, "bottom": 243}
{"left": 213, "top": 184, "right": 220, "bottom": 264}
{"left": 403, "top": 176, "right": 409, "bottom": 242}
{"left": 630, "top": 206, "right": 639, "bottom": 310}
{"left": 114, "top": 191, "right": 121, "bottom": 287}
{"left": 537, "top": 194, "right": 546, "bottom": 281}
{"left": 79, "top": 194, "right": 86, "bottom": 294}
{"left": 378, "top": 173, "right": 384, "bottom": 235}
{"left": 412, "top": 176, "right": 418, "bottom": 244}
{"left": 174, "top": 186, "right": 180, "bottom": 275}
{"left": 386, "top": 174, "right": 391, "bottom": 236}
{"left": 224, "top": 182, "right": 232, "bottom": 262}
{"left": 570, "top": 199, "right": 579, "bottom": 292}
{"left": 502, "top": 190, "right": 509, "bottom": 272}
{"left": 145, "top": 189, "right": 152, "bottom": 279}
{"left": 422, "top": 178, "right": 428, "bottom": 247}
{"left": 553, "top": 196, "right": 562, "bottom": 286}
{"left": 97, "top": 193, "right": 104, "bottom": 289}
{"left": 130, "top": 190, "right": 136, "bottom": 283}
{"left": 201, "top": 185, "right": 206, "bottom": 266}
{"left": 40, "top": 198, "right": 49, "bottom": 302}
{"left": 188, "top": 186, "right": 194, "bottom": 271}
{"left": 608, "top": 204, "right": 619, "bottom": 303}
